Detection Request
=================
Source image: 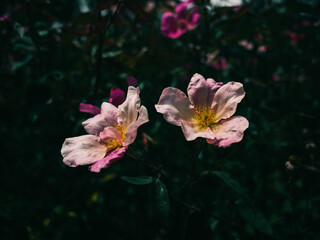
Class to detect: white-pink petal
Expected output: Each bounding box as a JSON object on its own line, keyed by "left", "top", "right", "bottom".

{"left": 206, "top": 116, "right": 249, "bottom": 147}
{"left": 89, "top": 146, "right": 128, "bottom": 173}
{"left": 212, "top": 81, "right": 245, "bottom": 122}
{"left": 187, "top": 73, "right": 223, "bottom": 107}
{"left": 180, "top": 120, "right": 216, "bottom": 141}
{"left": 155, "top": 87, "right": 194, "bottom": 126}
{"left": 124, "top": 105, "right": 149, "bottom": 146}
{"left": 118, "top": 87, "right": 141, "bottom": 128}
{"left": 99, "top": 126, "right": 124, "bottom": 145}
{"left": 82, "top": 102, "right": 118, "bottom": 135}
{"left": 61, "top": 135, "right": 107, "bottom": 167}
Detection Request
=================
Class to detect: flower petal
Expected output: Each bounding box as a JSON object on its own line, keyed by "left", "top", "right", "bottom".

{"left": 126, "top": 76, "right": 138, "bottom": 87}
{"left": 206, "top": 116, "right": 249, "bottom": 147}
{"left": 180, "top": 120, "right": 216, "bottom": 141}
{"left": 99, "top": 126, "right": 123, "bottom": 145}
{"left": 89, "top": 146, "right": 128, "bottom": 173}
{"left": 155, "top": 87, "right": 194, "bottom": 126}
{"left": 124, "top": 105, "right": 149, "bottom": 146}
{"left": 176, "top": 2, "right": 188, "bottom": 19}
{"left": 187, "top": 12, "right": 200, "bottom": 29}
{"left": 61, "top": 135, "right": 106, "bottom": 167}
{"left": 79, "top": 103, "right": 100, "bottom": 115}
{"left": 161, "top": 12, "right": 179, "bottom": 38}
{"left": 109, "top": 88, "right": 125, "bottom": 107}
{"left": 187, "top": 73, "right": 223, "bottom": 107}
{"left": 118, "top": 87, "right": 141, "bottom": 128}
{"left": 82, "top": 102, "right": 118, "bottom": 135}
{"left": 212, "top": 81, "right": 245, "bottom": 121}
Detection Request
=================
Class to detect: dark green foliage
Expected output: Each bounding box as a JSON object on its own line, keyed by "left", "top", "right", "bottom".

{"left": 1, "top": 0, "right": 320, "bottom": 239}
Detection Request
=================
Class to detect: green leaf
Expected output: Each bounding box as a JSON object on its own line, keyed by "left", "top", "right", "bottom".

{"left": 236, "top": 199, "right": 275, "bottom": 237}
{"left": 11, "top": 55, "right": 33, "bottom": 71}
{"left": 121, "top": 176, "right": 153, "bottom": 185}
{"left": 14, "top": 22, "right": 24, "bottom": 38}
{"left": 154, "top": 179, "right": 170, "bottom": 222}
{"left": 201, "top": 171, "right": 253, "bottom": 205}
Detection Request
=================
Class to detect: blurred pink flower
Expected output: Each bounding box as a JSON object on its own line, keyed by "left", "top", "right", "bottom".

{"left": 155, "top": 73, "right": 249, "bottom": 147}
{"left": 144, "top": 1, "right": 155, "bottom": 12}
{"left": 126, "top": 76, "right": 138, "bottom": 87}
{"left": 272, "top": 73, "right": 280, "bottom": 82}
{"left": 0, "top": 14, "right": 9, "bottom": 21}
{"left": 205, "top": 50, "right": 228, "bottom": 70}
{"left": 161, "top": 1, "right": 200, "bottom": 39}
{"left": 109, "top": 88, "right": 125, "bottom": 107}
{"left": 285, "top": 30, "right": 305, "bottom": 45}
{"left": 239, "top": 40, "right": 254, "bottom": 50}
{"left": 61, "top": 87, "right": 149, "bottom": 172}
{"left": 211, "top": 57, "right": 228, "bottom": 70}
{"left": 257, "top": 45, "right": 267, "bottom": 53}
{"left": 233, "top": 5, "right": 242, "bottom": 12}
{"left": 301, "top": 20, "right": 310, "bottom": 27}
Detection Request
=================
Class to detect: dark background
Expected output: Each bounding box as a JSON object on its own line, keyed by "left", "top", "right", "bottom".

{"left": 1, "top": 0, "right": 320, "bottom": 239}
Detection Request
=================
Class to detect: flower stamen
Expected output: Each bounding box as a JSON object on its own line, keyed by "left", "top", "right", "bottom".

{"left": 194, "top": 106, "right": 217, "bottom": 130}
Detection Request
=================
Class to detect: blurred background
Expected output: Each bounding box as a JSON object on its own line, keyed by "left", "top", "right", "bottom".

{"left": 1, "top": 0, "right": 320, "bottom": 239}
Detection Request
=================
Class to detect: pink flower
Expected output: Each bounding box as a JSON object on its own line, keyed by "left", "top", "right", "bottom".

{"left": 272, "top": 73, "right": 280, "bottom": 82}
{"left": 284, "top": 30, "right": 305, "bottom": 45}
{"left": 205, "top": 50, "right": 228, "bottom": 70}
{"left": 109, "top": 88, "right": 125, "bottom": 107}
{"left": 257, "top": 45, "right": 267, "bottom": 53}
{"left": 61, "top": 87, "right": 149, "bottom": 172}
{"left": 211, "top": 57, "right": 228, "bottom": 70}
{"left": 239, "top": 40, "right": 254, "bottom": 50}
{"left": 155, "top": 73, "right": 249, "bottom": 147}
{"left": 126, "top": 76, "right": 138, "bottom": 87}
{"left": 161, "top": 1, "right": 200, "bottom": 39}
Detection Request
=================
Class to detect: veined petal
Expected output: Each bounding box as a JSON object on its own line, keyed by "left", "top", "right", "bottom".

{"left": 83, "top": 102, "right": 118, "bottom": 135}
{"left": 155, "top": 87, "right": 194, "bottom": 126}
{"left": 99, "top": 126, "right": 123, "bottom": 145}
{"left": 124, "top": 105, "right": 149, "bottom": 146}
{"left": 61, "top": 135, "right": 106, "bottom": 167}
{"left": 79, "top": 103, "right": 100, "bottom": 115}
{"left": 89, "top": 146, "right": 128, "bottom": 173}
{"left": 187, "top": 73, "right": 223, "bottom": 107}
{"left": 118, "top": 87, "right": 141, "bottom": 128}
{"left": 207, "top": 116, "right": 249, "bottom": 147}
{"left": 180, "top": 120, "right": 216, "bottom": 141}
{"left": 212, "top": 81, "right": 245, "bottom": 121}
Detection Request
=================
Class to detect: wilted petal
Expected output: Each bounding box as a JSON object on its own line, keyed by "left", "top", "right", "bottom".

{"left": 180, "top": 120, "right": 216, "bottom": 141}
{"left": 99, "top": 126, "right": 123, "bottom": 144}
{"left": 89, "top": 146, "right": 128, "bottom": 173}
{"left": 187, "top": 73, "right": 223, "bottom": 107}
{"left": 79, "top": 103, "right": 100, "bottom": 115}
{"left": 109, "top": 88, "right": 125, "bottom": 107}
{"left": 155, "top": 87, "right": 194, "bottom": 126}
{"left": 118, "top": 87, "right": 141, "bottom": 127}
{"left": 124, "top": 105, "right": 149, "bottom": 146}
{"left": 61, "top": 135, "right": 106, "bottom": 167}
{"left": 82, "top": 102, "right": 118, "bottom": 135}
{"left": 206, "top": 116, "right": 249, "bottom": 147}
{"left": 212, "top": 81, "right": 245, "bottom": 121}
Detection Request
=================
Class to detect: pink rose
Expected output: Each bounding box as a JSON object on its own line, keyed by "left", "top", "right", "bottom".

{"left": 161, "top": 1, "right": 200, "bottom": 39}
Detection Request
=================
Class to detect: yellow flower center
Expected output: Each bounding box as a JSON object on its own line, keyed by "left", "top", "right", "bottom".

{"left": 193, "top": 106, "right": 217, "bottom": 130}
{"left": 102, "top": 124, "right": 126, "bottom": 151}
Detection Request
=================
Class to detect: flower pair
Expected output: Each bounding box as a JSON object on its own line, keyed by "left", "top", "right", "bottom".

{"left": 61, "top": 74, "right": 249, "bottom": 172}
